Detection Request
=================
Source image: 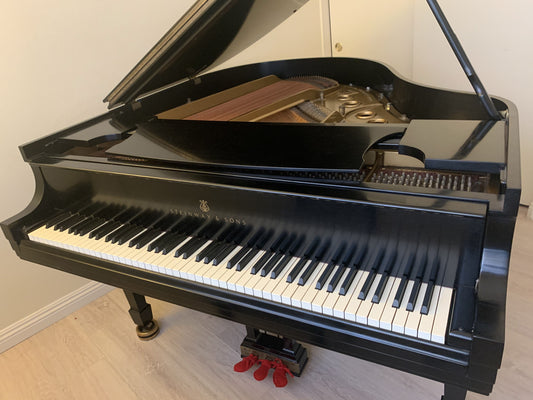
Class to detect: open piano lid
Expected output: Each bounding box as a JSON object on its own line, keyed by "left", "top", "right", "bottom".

{"left": 103, "top": 0, "right": 505, "bottom": 174}
{"left": 104, "top": 0, "right": 309, "bottom": 108}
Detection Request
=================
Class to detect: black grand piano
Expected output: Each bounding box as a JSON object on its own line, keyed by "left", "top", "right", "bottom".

{"left": 1, "top": 1, "right": 520, "bottom": 399}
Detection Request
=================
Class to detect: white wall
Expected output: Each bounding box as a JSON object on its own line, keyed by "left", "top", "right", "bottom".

{"left": 412, "top": 0, "right": 532, "bottom": 204}
{"left": 329, "top": 0, "right": 415, "bottom": 79}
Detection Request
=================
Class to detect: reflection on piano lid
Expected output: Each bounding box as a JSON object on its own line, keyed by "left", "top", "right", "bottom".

{"left": 1, "top": 1, "right": 521, "bottom": 399}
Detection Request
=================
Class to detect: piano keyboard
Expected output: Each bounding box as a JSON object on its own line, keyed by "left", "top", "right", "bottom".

{"left": 26, "top": 203, "right": 454, "bottom": 344}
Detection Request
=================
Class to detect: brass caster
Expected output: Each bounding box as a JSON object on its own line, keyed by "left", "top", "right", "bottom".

{"left": 136, "top": 320, "right": 160, "bottom": 341}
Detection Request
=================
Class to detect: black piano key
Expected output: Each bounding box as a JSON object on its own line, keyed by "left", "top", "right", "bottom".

{"left": 286, "top": 238, "right": 320, "bottom": 283}
{"left": 117, "top": 225, "right": 144, "bottom": 245}
{"left": 93, "top": 204, "right": 123, "bottom": 220}
{"left": 327, "top": 266, "right": 345, "bottom": 293}
{"left": 270, "top": 254, "right": 292, "bottom": 279}
{"left": 340, "top": 243, "right": 358, "bottom": 267}
{"left": 202, "top": 242, "right": 227, "bottom": 263}
{"left": 236, "top": 248, "right": 260, "bottom": 271}
{"left": 90, "top": 221, "right": 121, "bottom": 240}
{"left": 212, "top": 244, "right": 239, "bottom": 266}
{"left": 196, "top": 220, "right": 224, "bottom": 239}
{"left": 255, "top": 229, "right": 274, "bottom": 249}
{"left": 420, "top": 281, "right": 435, "bottom": 315}
{"left": 258, "top": 233, "right": 294, "bottom": 276}
{"left": 298, "top": 239, "right": 331, "bottom": 285}
{"left": 406, "top": 279, "right": 422, "bottom": 311}
{"left": 78, "top": 202, "right": 106, "bottom": 216}
{"left": 45, "top": 211, "right": 72, "bottom": 228}
{"left": 201, "top": 225, "right": 241, "bottom": 263}
{"left": 127, "top": 209, "right": 153, "bottom": 226}
{"left": 227, "top": 246, "right": 251, "bottom": 269}
{"left": 55, "top": 214, "right": 86, "bottom": 231}
{"left": 226, "top": 228, "right": 267, "bottom": 269}
{"left": 339, "top": 244, "right": 369, "bottom": 295}
{"left": 153, "top": 214, "right": 179, "bottom": 231}
{"left": 161, "top": 233, "right": 188, "bottom": 255}
{"left": 392, "top": 251, "right": 416, "bottom": 308}
{"left": 298, "top": 259, "right": 320, "bottom": 286}
{"left": 269, "top": 232, "right": 289, "bottom": 251}
{"left": 339, "top": 267, "right": 358, "bottom": 295}
{"left": 314, "top": 239, "right": 332, "bottom": 262}
{"left": 270, "top": 234, "right": 305, "bottom": 278}
{"left": 316, "top": 262, "right": 336, "bottom": 290}
{"left": 250, "top": 251, "right": 274, "bottom": 275}
{"left": 218, "top": 224, "right": 240, "bottom": 241}
{"left": 261, "top": 253, "right": 284, "bottom": 277}
{"left": 132, "top": 229, "right": 162, "bottom": 248}
{"left": 68, "top": 217, "right": 92, "bottom": 234}
{"left": 234, "top": 229, "right": 273, "bottom": 270}
{"left": 252, "top": 232, "right": 289, "bottom": 274}
{"left": 208, "top": 242, "right": 234, "bottom": 265}
{"left": 231, "top": 225, "right": 253, "bottom": 245}
{"left": 372, "top": 249, "right": 397, "bottom": 303}
{"left": 286, "top": 258, "right": 309, "bottom": 283}
{"left": 358, "top": 247, "right": 386, "bottom": 300}
{"left": 77, "top": 218, "right": 106, "bottom": 236}
{"left": 358, "top": 271, "right": 376, "bottom": 300}
{"left": 210, "top": 225, "right": 252, "bottom": 265}
{"left": 180, "top": 238, "right": 207, "bottom": 259}
{"left": 196, "top": 241, "right": 221, "bottom": 262}
{"left": 73, "top": 215, "right": 107, "bottom": 235}
{"left": 316, "top": 242, "right": 347, "bottom": 290}
{"left": 406, "top": 251, "right": 430, "bottom": 311}
{"left": 371, "top": 274, "right": 390, "bottom": 303}
{"left": 420, "top": 258, "right": 440, "bottom": 314}
{"left": 115, "top": 207, "right": 142, "bottom": 224}
{"left": 147, "top": 231, "right": 174, "bottom": 252}
{"left": 392, "top": 277, "right": 408, "bottom": 308}
{"left": 174, "top": 236, "right": 197, "bottom": 258}
{"left": 107, "top": 224, "right": 132, "bottom": 243}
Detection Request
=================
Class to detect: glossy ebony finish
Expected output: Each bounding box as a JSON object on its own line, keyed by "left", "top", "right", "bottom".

{"left": 1, "top": 54, "right": 520, "bottom": 400}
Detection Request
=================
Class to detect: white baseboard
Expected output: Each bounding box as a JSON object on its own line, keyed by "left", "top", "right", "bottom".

{"left": 0, "top": 281, "right": 113, "bottom": 353}
{"left": 528, "top": 202, "right": 533, "bottom": 220}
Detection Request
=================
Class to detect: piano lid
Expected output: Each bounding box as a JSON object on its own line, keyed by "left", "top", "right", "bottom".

{"left": 105, "top": 0, "right": 501, "bottom": 122}
{"left": 104, "top": 0, "right": 309, "bottom": 108}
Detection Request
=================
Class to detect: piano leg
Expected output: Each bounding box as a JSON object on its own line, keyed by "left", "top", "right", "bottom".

{"left": 123, "top": 290, "right": 160, "bottom": 340}
{"left": 239, "top": 326, "right": 308, "bottom": 376}
{"left": 441, "top": 383, "right": 467, "bottom": 400}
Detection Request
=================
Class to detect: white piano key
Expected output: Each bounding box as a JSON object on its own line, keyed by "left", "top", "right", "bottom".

{"left": 344, "top": 271, "right": 370, "bottom": 322}
{"left": 280, "top": 260, "right": 310, "bottom": 305}
{"left": 28, "top": 217, "right": 458, "bottom": 345}
{"left": 202, "top": 246, "right": 243, "bottom": 285}
{"left": 331, "top": 269, "right": 364, "bottom": 319}
{"left": 291, "top": 262, "right": 327, "bottom": 308}
{"left": 431, "top": 286, "right": 453, "bottom": 344}
{"left": 299, "top": 262, "right": 329, "bottom": 310}
{"left": 260, "top": 257, "right": 298, "bottom": 301}
{"left": 367, "top": 275, "right": 396, "bottom": 328}
{"left": 225, "top": 252, "right": 261, "bottom": 292}
{"left": 378, "top": 277, "right": 401, "bottom": 331}
{"left": 234, "top": 251, "right": 266, "bottom": 293}
{"left": 321, "top": 268, "right": 351, "bottom": 316}
{"left": 417, "top": 284, "right": 442, "bottom": 341}
{"left": 404, "top": 282, "right": 427, "bottom": 337}
{"left": 392, "top": 280, "right": 415, "bottom": 334}
{"left": 208, "top": 248, "right": 245, "bottom": 288}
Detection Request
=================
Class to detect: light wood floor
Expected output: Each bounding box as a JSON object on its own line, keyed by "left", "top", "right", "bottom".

{"left": 1, "top": 208, "right": 532, "bottom": 400}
